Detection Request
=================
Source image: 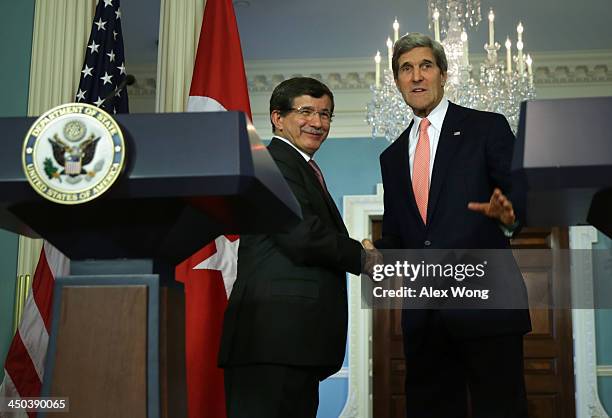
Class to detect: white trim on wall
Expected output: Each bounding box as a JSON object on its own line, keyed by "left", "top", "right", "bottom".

{"left": 340, "top": 184, "right": 384, "bottom": 418}
{"left": 131, "top": 50, "right": 612, "bottom": 139}
{"left": 570, "top": 226, "right": 610, "bottom": 418}
{"left": 598, "top": 366, "right": 612, "bottom": 377}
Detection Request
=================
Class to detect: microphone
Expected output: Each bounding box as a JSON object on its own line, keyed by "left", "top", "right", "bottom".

{"left": 101, "top": 74, "right": 136, "bottom": 106}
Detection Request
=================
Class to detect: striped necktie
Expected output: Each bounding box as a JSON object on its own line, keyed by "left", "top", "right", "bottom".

{"left": 308, "top": 159, "right": 328, "bottom": 193}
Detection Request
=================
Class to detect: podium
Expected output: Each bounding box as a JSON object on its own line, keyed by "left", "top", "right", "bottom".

{"left": 0, "top": 111, "right": 301, "bottom": 418}
{"left": 512, "top": 96, "right": 612, "bottom": 236}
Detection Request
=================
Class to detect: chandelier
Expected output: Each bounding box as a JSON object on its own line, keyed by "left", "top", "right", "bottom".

{"left": 366, "top": 0, "right": 536, "bottom": 141}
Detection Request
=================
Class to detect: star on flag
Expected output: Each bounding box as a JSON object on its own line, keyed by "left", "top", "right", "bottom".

{"left": 75, "top": 0, "right": 129, "bottom": 113}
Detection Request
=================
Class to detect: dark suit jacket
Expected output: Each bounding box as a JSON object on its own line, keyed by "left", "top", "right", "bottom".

{"left": 218, "top": 137, "right": 362, "bottom": 377}
{"left": 377, "top": 102, "right": 531, "bottom": 340}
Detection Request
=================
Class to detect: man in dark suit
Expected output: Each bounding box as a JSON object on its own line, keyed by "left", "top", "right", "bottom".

{"left": 366, "top": 33, "right": 531, "bottom": 418}
{"left": 219, "top": 77, "right": 364, "bottom": 418}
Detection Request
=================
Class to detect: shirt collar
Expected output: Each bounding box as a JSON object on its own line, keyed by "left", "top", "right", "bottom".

{"left": 273, "top": 135, "right": 311, "bottom": 162}
{"left": 412, "top": 97, "right": 449, "bottom": 132}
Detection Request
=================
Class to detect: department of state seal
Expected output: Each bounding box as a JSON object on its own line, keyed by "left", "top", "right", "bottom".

{"left": 22, "top": 103, "right": 125, "bottom": 204}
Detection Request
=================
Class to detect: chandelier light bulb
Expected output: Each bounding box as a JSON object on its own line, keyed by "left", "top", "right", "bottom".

{"left": 487, "top": 9, "right": 495, "bottom": 46}
{"left": 393, "top": 18, "right": 400, "bottom": 42}
{"left": 433, "top": 8, "right": 441, "bottom": 42}
{"left": 505, "top": 37, "right": 512, "bottom": 74}
{"left": 517, "top": 22, "right": 524, "bottom": 34}
{"left": 386, "top": 38, "right": 393, "bottom": 70}
{"left": 375, "top": 51, "right": 381, "bottom": 87}
{"left": 517, "top": 40, "right": 525, "bottom": 75}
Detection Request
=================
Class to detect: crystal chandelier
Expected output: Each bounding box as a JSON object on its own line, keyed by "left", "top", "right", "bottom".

{"left": 366, "top": 0, "right": 536, "bottom": 141}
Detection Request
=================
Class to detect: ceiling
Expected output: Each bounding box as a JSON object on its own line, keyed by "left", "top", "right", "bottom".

{"left": 122, "top": 0, "right": 612, "bottom": 66}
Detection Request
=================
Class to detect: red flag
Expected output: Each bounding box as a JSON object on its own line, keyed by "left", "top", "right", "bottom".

{"left": 175, "top": 236, "right": 239, "bottom": 418}
{"left": 0, "top": 243, "right": 69, "bottom": 418}
{"left": 180, "top": 1, "right": 251, "bottom": 417}
{"left": 187, "top": 0, "right": 252, "bottom": 120}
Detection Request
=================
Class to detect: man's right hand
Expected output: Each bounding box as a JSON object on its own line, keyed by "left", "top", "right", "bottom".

{"left": 362, "top": 239, "right": 383, "bottom": 278}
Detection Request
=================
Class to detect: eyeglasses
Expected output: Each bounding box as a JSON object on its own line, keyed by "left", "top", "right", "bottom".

{"left": 289, "top": 106, "right": 333, "bottom": 123}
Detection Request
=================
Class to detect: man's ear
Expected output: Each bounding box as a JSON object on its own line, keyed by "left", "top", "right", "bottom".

{"left": 271, "top": 110, "right": 283, "bottom": 132}
{"left": 441, "top": 71, "right": 447, "bottom": 87}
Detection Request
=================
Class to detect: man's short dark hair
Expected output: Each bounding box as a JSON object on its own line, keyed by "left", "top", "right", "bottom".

{"left": 392, "top": 32, "right": 448, "bottom": 79}
{"left": 269, "top": 77, "right": 334, "bottom": 132}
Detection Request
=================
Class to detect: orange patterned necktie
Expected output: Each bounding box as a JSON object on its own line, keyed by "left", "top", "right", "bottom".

{"left": 413, "top": 118, "right": 431, "bottom": 223}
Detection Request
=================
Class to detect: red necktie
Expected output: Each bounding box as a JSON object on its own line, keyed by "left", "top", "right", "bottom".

{"left": 413, "top": 118, "right": 431, "bottom": 223}
{"left": 308, "top": 159, "right": 328, "bottom": 193}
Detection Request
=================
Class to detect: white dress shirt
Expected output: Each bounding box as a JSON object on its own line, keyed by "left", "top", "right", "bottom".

{"left": 273, "top": 135, "right": 311, "bottom": 162}
{"left": 408, "top": 97, "right": 449, "bottom": 183}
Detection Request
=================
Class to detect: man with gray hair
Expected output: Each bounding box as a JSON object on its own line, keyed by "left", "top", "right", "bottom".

{"left": 366, "top": 33, "right": 531, "bottom": 417}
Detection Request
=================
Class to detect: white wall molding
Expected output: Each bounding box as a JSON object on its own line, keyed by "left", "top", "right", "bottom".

{"left": 329, "top": 367, "right": 349, "bottom": 379}
{"left": 132, "top": 49, "right": 612, "bottom": 96}
{"left": 598, "top": 365, "right": 612, "bottom": 377}
{"left": 569, "top": 226, "right": 610, "bottom": 418}
{"left": 243, "top": 50, "right": 612, "bottom": 93}
{"left": 132, "top": 49, "right": 612, "bottom": 138}
{"left": 340, "top": 184, "right": 384, "bottom": 418}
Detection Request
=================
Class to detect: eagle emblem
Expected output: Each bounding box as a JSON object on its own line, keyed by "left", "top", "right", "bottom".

{"left": 45, "top": 133, "right": 104, "bottom": 183}
{"left": 22, "top": 103, "right": 125, "bottom": 205}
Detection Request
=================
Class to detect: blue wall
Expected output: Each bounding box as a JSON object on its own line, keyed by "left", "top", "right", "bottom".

{"left": 0, "top": 1, "right": 35, "bottom": 382}
{"left": 315, "top": 137, "right": 390, "bottom": 212}
{"left": 0, "top": 2, "right": 34, "bottom": 117}
{"left": 593, "top": 231, "right": 612, "bottom": 413}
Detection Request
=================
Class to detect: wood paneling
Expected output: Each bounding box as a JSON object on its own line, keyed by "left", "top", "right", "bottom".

{"left": 372, "top": 225, "right": 575, "bottom": 418}
{"left": 48, "top": 286, "right": 148, "bottom": 418}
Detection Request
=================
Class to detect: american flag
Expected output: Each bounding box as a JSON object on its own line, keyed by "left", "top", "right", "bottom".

{"left": 76, "top": 0, "right": 129, "bottom": 113}
{"left": 0, "top": 2, "right": 128, "bottom": 415}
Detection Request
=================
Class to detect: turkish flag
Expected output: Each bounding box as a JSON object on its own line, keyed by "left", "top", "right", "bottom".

{"left": 187, "top": 0, "right": 251, "bottom": 120}
{"left": 175, "top": 235, "right": 239, "bottom": 418}
{"left": 179, "top": 0, "right": 251, "bottom": 417}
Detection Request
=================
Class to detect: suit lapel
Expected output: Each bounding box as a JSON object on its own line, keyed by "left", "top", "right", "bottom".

{"left": 394, "top": 122, "right": 423, "bottom": 224}
{"left": 269, "top": 138, "right": 346, "bottom": 233}
{"left": 427, "top": 102, "right": 468, "bottom": 224}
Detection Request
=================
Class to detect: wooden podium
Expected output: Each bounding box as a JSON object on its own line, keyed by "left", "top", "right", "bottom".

{"left": 0, "top": 111, "right": 301, "bottom": 418}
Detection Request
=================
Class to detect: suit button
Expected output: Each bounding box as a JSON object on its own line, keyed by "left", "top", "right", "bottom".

{"left": 424, "top": 240, "right": 431, "bottom": 247}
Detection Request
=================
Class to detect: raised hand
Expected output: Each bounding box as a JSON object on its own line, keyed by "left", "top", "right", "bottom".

{"left": 467, "top": 188, "right": 516, "bottom": 226}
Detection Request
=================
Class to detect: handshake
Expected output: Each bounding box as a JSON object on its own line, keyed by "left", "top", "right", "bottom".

{"left": 361, "top": 238, "right": 383, "bottom": 278}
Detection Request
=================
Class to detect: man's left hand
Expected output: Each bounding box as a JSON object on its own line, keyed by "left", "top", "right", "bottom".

{"left": 467, "top": 188, "right": 516, "bottom": 226}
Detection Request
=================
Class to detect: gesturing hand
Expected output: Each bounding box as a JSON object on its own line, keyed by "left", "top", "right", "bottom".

{"left": 467, "top": 188, "right": 516, "bottom": 226}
